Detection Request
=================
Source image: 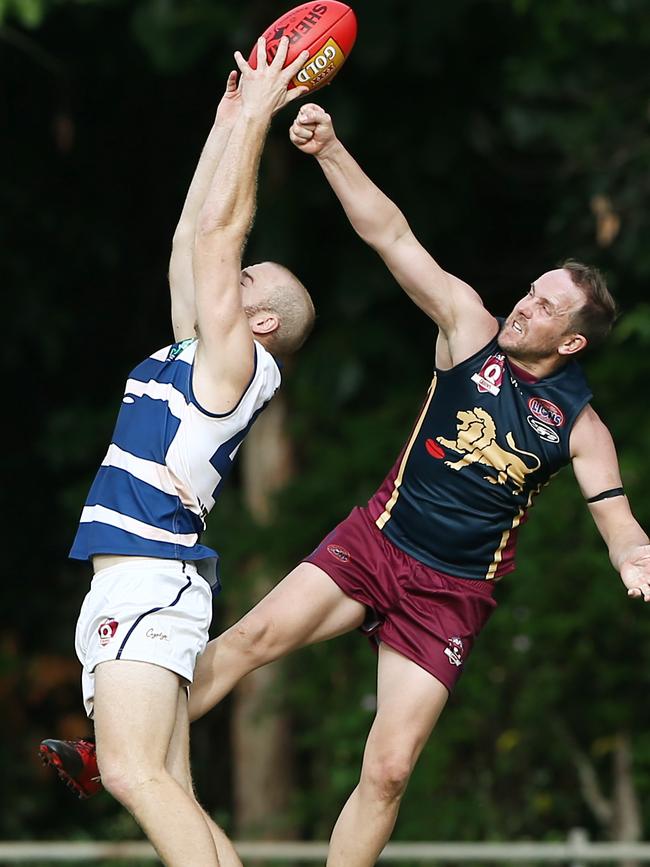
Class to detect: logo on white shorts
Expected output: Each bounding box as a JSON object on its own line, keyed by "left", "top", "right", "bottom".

{"left": 444, "top": 636, "right": 464, "bottom": 667}
{"left": 98, "top": 618, "right": 119, "bottom": 646}
{"left": 146, "top": 627, "right": 170, "bottom": 642}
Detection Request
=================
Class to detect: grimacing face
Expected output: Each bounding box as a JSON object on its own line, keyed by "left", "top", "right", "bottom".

{"left": 497, "top": 269, "right": 586, "bottom": 362}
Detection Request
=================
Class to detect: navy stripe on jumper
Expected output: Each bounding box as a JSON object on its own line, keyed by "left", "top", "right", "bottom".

{"left": 115, "top": 568, "right": 193, "bottom": 659}
{"left": 85, "top": 465, "right": 204, "bottom": 536}
{"left": 112, "top": 393, "right": 182, "bottom": 463}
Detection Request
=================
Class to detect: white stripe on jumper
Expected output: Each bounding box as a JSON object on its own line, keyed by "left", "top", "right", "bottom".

{"left": 79, "top": 505, "right": 198, "bottom": 547}
{"left": 101, "top": 444, "right": 199, "bottom": 513}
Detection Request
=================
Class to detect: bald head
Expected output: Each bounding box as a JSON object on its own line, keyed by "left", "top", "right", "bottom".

{"left": 242, "top": 262, "right": 315, "bottom": 357}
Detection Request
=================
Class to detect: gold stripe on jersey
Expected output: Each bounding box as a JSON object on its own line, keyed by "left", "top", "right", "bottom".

{"left": 376, "top": 375, "right": 438, "bottom": 531}
{"left": 485, "top": 511, "right": 523, "bottom": 580}
{"left": 485, "top": 478, "right": 546, "bottom": 580}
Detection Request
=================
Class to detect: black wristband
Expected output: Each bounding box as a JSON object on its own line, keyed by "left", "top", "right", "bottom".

{"left": 586, "top": 487, "right": 625, "bottom": 504}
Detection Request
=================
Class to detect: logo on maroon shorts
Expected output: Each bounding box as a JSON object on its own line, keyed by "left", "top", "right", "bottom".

{"left": 528, "top": 397, "right": 564, "bottom": 427}
{"left": 98, "top": 618, "right": 119, "bottom": 646}
{"left": 444, "top": 636, "right": 464, "bottom": 667}
{"left": 327, "top": 544, "right": 351, "bottom": 563}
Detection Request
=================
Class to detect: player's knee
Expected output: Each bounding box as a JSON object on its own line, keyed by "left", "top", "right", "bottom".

{"left": 362, "top": 751, "right": 413, "bottom": 803}
{"left": 222, "top": 611, "right": 280, "bottom": 665}
{"left": 98, "top": 756, "right": 135, "bottom": 804}
{"left": 99, "top": 754, "right": 163, "bottom": 807}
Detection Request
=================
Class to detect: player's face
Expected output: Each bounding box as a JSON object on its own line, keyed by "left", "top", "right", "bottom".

{"left": 239, "top": 262, "right": 283, "bottom": 311}
{"left": 498, "top": 269, "right": 586, "bottom": 362}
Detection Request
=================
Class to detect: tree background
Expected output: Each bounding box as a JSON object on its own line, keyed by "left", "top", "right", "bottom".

{"left": 2, "top": 0, "right": 650, "bottom": 852}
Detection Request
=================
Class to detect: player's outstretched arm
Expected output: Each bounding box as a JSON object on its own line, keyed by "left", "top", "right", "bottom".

{"left": 168, "top": 70, "right": 241, "bottom": 342}
{"left": 289, "top": 103, "right": 496, "bottom": 343}
{"left": 191, "top": 38, "right": 308, "bottom": 414}
{"left": 571, "top": 406, "right": 650, "bottom": 601}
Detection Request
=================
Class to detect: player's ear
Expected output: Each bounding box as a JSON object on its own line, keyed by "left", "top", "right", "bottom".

{"left": 248, "top": 311, "right": 279, "bottom": 336}
{"left": 558, "top": 332, "right": 587, "bottom": 356}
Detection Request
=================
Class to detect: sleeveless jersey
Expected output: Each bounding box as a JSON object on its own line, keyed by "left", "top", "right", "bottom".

{"left": 367, "top": 331, "right": 592, "bottom": 580}
{"left": 70, "top": 338, "right": 280, "bottom": 563}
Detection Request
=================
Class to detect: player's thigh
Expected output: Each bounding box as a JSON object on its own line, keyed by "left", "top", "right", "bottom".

{"left": 93, "top": 659, "right": 185, "bottom": 770}
{"left": 365, "top": 644, "right": 449, "bottom": 770}
{"left": 228, "top": 561, "right": 367, "bottom": 654}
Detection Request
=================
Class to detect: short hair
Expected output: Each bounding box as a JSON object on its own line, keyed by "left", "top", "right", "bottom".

{"left": 247, "top": 263, "right": 315, "bottom": 357}
{"left": 561, "top": 259, "right": 618, "bottom": 349}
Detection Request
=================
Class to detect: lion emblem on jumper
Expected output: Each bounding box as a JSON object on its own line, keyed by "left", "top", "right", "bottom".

{"left": 436, "top": 407, "right": 541, "bottom": 495}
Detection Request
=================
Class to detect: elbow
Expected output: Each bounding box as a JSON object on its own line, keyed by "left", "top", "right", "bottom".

{"left": 360, "top": 211, "right": 410, "bottom": 251}
{"left": 195, "top": 206, "right": 249, "bottom": 240}
{"left": 195, "top": 208, "right": 228, "bottom": 238}
{"left": 364, "top": 223, "right": 410, "bottom": 255}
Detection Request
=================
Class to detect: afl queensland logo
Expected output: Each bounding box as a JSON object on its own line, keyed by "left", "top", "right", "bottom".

{"left": 471, "top": 354, "right": 505, "bottom": 396}
{"left": 98, "top": 617, "right": 119, "bottom": 646}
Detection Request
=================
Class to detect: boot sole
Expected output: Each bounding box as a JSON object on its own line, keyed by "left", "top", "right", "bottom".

{"left": 38, "top": 743, "right": 99, "bottom": 799}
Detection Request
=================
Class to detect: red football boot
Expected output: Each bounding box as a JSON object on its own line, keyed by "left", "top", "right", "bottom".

{"left": 39, "top": 738, "right": 102, "bottom": 799}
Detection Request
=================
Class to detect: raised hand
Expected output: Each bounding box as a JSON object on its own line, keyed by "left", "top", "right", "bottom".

{"left": 289, "top": 103, "right": 337, "bottom": 157}
{"left": 234, "top": 37, "right": 309, "bottom": 120}
{"left": 215, "top": 70, "right": 241, "bottom": 126}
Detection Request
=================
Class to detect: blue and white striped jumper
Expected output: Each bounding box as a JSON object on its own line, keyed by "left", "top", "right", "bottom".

{"left": 70, "top": 337, "right": 281, "bottom": 572}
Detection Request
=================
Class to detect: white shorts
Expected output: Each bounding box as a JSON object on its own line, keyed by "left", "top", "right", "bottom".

{"left": 75, "top": 558, "right": 213, "bottom": 717}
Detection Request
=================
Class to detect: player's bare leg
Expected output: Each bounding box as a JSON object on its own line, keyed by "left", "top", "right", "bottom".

{"left": 93, "top": 660, "right": 220, "bottom": 867}
{"left": 189, "top": 563, "right": 366, "bottom": 722}
{"left": 165, "top": 688, "right": 242, "bottom": 867}
{"left": 327, "top": 645, "right": 449, "bottom": 867}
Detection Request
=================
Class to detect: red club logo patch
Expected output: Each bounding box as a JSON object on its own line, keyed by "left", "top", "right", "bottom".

{"left": 528, "top": 398, "right": 564, "bottom": 427}
{"left": 98, "top": 618, "right": 119, "bottom": 646}
{"left": 327, "top": 544, "right": 351, "bottom": 563}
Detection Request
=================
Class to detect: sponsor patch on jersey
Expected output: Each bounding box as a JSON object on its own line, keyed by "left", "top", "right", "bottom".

{"left": 444, "top": 636, "right": 464, "bottom": 667}
{"left": 528, "top": 397, "right": 564, "bottom": 427}
{"left": 327, "top": 544, "right": 351, "bottom": 563}
{"left": 471, "top": 354, "right": 505, "bottom": 396}
{"left": 527, "top": 415, "right": 560, "bottom": 443}
{"left": 98, "top": 618, "right": 119, "bottom": 646}
{"left": 166, "top": 338, "right": 194, "bottom": 362}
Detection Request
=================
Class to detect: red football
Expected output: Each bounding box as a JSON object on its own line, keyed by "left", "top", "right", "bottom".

{"left": 248, "top": 2, "right": 357, "bottom": 93}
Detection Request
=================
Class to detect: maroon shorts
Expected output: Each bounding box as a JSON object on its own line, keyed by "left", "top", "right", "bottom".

{"left": 303, "top": 507, "right": 497, "bottom": 692}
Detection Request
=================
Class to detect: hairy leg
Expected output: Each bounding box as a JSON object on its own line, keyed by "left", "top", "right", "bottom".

{"left": 165, "top": 689, "right": 242, "bottom": 867}
{"left": 327, "top": 645, "right": 449, "bottom": 867}
{"left": 93, "top": 660, "right": 220, "bottom": 867}
{"left": 189, "top": 563, "right": 365, "bottom": 721}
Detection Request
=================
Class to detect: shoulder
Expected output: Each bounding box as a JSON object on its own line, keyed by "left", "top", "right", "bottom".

{"left": 191, "top": 338, "right": 281, "bottom": 418}
{"left": 570, "top": 404, "right": 615, "bottom": 457}
{"left": 253, "top": 340, "right": 282, "bottom": 383}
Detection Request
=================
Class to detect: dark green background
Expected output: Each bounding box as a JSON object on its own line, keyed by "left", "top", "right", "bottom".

{"left": 2, "top": 0, "right": 650, "bottom": 848}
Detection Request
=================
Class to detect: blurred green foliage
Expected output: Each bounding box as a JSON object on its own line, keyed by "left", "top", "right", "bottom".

{"left": 2, "top": 0, "right": 649, "bottom": 847}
